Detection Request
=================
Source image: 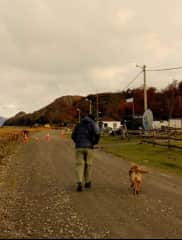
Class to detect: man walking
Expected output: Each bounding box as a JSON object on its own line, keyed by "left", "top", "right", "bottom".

{"left": 71, "top": 114, "right": 100, "bottom": 192}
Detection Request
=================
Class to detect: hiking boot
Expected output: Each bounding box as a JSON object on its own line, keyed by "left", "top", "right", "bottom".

{"left": 76, "top": 183, "right": 82, "bottom": 192}
{"left": 85, "top": 182, "right": 91, "bottom": 189}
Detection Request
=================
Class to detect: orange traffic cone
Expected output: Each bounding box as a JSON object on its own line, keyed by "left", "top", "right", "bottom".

{"left": 45, "top": 133, "right": 50, "bottom": 141}
{"left": 23, "top": 134, "right": 29, "bottom": 144}
{"left": 61, "top": 129, "right": 65, "bottom": 138}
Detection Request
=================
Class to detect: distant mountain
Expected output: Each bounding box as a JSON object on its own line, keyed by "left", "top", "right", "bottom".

{"left": 3, "top": 81, "right": 182, "bottom": 126}
{"left": 3, "top": 95, "right": 86, "bottom": 126}
{"left": 14, "top": 111, "right": 26, "bottom": 118}
{"left": 3, "top": 93, "right": 123, "bottom": 126}
{"left": 0, "top": 116, "right": 6, "bottom": 126}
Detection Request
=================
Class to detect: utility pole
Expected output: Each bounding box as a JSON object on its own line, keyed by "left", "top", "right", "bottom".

{"left": 85, "top": 98, "right": 92, "bottom": 114}
{"left": 132, "top": 100, "right": 135, "bottom": 117}
{"left": 136, "top": 64, "right": 148, "bottom": 112}
{"left": 76, "top": 108, "right": 80, "bottom": 123}
{"left": 143, "top": 65, "right": 147, "bottom": 111}
{"left": 89, "top": 100, "right": 92, "bottom": 114}
{"left": 96, "top": 94, "right": 99, "bottom": 121}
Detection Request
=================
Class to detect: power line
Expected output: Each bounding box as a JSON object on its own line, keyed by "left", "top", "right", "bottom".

{"left": 122, "top": 70, "right": 143, "bottom": 91}
{"left": 136, "top": 64, "right": 182, "bottom": 112}
{"left": 147, "top": 66, "right": 182, "bottom": 72}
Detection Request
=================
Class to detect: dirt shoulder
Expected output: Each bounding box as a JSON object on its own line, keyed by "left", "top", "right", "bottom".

{"left": 0, "top": 130, "right": 182, "bottom": 239}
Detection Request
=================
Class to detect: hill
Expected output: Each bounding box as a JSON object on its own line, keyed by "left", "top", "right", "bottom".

{"left": 3, "top": 81, "right": 182, "bottom": 126}
{"left": 3, "top": 92, "right": 124, "bottom": 126}
{"left": 4, "top": 95, "right": 84, "bottom": 126}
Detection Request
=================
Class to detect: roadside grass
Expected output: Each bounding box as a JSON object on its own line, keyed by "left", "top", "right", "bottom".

{"left": 99, "top": 135, "right": 182, "bottom": 177}
{"left": 0, "top": 126, "right": 23, "bottom": 136}
{"left": 0, "top": 126, "right": 57, "bottom": 161}
{"left": 0, "top": 126, "right": 50, "bottom": 136}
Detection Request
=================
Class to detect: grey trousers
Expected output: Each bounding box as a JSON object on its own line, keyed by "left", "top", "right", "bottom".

{"left": 75, "top": 148, "right": 93, "bottom": 184}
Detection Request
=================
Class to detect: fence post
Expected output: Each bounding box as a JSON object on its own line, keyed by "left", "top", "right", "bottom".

{"left": 152, "top": 129, "right": 155, "bottom": 147}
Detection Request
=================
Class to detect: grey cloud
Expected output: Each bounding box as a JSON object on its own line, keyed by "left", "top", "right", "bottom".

{"left": 0, "top": 0, "right": 182, "bottom": 117}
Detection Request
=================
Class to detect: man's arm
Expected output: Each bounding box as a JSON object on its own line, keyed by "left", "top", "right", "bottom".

{"left": 71, "top": 124, "right": 78, "bottom": 142}
{"left": 92, "top": 123, "right": 100, "bottom": 145}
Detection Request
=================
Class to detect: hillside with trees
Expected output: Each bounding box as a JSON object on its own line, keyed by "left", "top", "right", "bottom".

{"left": 3, "top": 80, "right": 182, "bottom": 126}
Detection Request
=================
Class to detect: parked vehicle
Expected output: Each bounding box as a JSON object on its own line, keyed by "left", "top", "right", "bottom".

{"left": 123, "top": 116, "right": 143, "bottom": 130}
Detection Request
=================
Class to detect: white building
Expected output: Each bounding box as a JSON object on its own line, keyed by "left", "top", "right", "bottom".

{"left": 152, "top": 120, "right": 168, "bottom": 129}
{"left": 102, "top": 121, "right": 121, "bottom": 130}
{"left": 152, "top": 119, "right": 182, "bottom": 129}
{"left": 169, "top": 118, "right": 182, "bottom": 128}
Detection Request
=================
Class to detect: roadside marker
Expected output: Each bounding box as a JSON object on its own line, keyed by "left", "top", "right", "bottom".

{"left": 61, "top": 129, "right": 65, "bottom": 138}
{"left": 35, "top": 137, "right": 39, "bottom": 143}
{"left": 45, "top": 133, "right": 50, "bottom": 141}
{"left": 23, "top": 134, "right": 29, "bottom": 144}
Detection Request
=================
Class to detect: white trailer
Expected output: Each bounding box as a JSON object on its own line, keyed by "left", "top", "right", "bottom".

{"left": 102, "top": 121, "right": 121, "bottom": 130}
{"left": 169, "top": 119, "right": 182, "bottom": 128}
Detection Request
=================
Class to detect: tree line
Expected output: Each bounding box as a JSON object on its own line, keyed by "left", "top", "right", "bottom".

{"left": 4, "top": 80, "right": 182, "bottom": 126}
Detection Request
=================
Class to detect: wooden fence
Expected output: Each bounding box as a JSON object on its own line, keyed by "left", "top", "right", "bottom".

{"left": 128, "top": 129, "right": 182, "bottom": 150}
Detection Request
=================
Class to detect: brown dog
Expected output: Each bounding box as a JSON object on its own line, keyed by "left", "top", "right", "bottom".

{"left": 129, "top": 165, "right": 148, "bottom": 195}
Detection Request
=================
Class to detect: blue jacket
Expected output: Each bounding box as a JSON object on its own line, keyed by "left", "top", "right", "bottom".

{"left": 71, "top": 116, "right": 100, "bottom": 148}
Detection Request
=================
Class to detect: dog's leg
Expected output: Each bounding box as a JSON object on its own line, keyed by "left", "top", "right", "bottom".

{"left": 136, "top": 181, "right": 141, "bottom": 194}
{"left": 133, "top": 182, "right": 137, "bottom": 195}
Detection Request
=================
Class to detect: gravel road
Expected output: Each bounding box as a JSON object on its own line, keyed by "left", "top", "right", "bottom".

{"left": 0, "top": 130, "right": 181, "bottom": 239}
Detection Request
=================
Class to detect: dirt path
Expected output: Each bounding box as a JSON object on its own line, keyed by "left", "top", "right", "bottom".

{"left": 0, "top": 130, "right": 181, "bottom": 239}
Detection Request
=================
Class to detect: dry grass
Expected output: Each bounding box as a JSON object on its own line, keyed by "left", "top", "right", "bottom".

{"left": 0, "top": 126, "right": 47, "bottom": 135}
{"left": 0, "top": 126, "right": 47, "bottom": 161}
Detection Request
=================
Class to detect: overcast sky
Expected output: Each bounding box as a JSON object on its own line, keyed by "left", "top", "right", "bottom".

{"left": 1, "top": 0, "right": 182, "bottom": 118}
